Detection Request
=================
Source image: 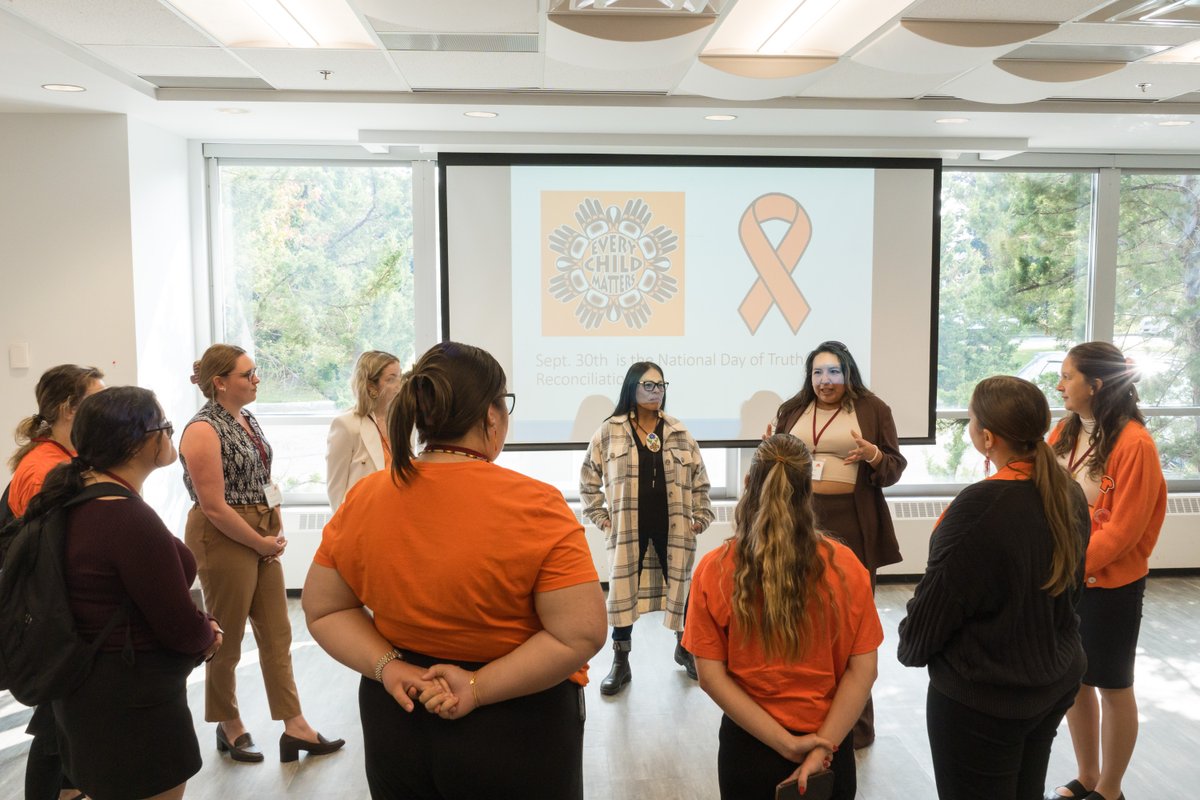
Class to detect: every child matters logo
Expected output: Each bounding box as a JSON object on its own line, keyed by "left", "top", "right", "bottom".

{"left": 542, "top": 192, "right": 685, "bottom": 336}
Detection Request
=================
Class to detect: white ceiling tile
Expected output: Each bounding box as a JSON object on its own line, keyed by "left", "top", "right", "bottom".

{"left": 543, "top": 58, "right": 690, "bottom": 92}
{"left": 800, "top": 61, "right": 963, "bottom": 99}
{"left": 674, "top": 60, "right": 827, "bottom": 101}
{"left": 1046, "top": 62, "right": 1200, "bottom": 100}
{"left": 233, "top": 49, "right": 410, "bottom": 91}
{"left": 355, "top": 0, "right": 539, "bottom": 33}
{"left": 390, "top": 52, "right": 542, "bottom": 90}
{"left": 853, "top": 22, "right": 1023, "bottom": 75}
{"left": 937, "top": 62, "right": 1097, "bottom": 104}
{"left": 86, "top": 45, "right": 256, "bottom": 78}
{"left": 1039, "top": 22, "right": 1200, "bottom": 47}
{"left": 544, "top": 19, "right": 710, "bottom": 71}
{"left": 6, "top": 0, "right": 214, "bottom": 47}
{"left": 902, "top": 0, "right": 1098, "bottom": 24}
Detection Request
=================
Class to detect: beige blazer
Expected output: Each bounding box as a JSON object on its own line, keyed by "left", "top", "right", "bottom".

{"left": 326, "top": 411, "right": 387, "bottom": 510}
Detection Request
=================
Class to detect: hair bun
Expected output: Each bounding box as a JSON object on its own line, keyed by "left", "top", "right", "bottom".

{"left": 190, "top": 360, "right": 202, "bottom": 385}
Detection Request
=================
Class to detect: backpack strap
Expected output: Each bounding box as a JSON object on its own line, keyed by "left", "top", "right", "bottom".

{"left": 63, "top": 482, "right": 137, "bottom": 509}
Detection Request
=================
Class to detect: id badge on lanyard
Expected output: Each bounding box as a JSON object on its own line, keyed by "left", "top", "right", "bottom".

{"left": 811, "top": 458, "right": 826, "bottom": 481}
{"left": 262, "top": 482, "right": 283, "bottom": 509}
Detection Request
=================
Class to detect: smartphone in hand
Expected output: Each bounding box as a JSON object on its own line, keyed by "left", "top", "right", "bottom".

{"left": 775, "top": 768, "right": 834, "bottom": 800}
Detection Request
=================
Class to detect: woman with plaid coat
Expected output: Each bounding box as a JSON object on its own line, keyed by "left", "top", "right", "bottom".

{"left": 580, "top": 361, "right": 714, "bottom": 696}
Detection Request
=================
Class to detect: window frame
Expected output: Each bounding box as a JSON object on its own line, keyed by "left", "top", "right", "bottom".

{"left": 202, "top": 151, "right": 431, "bottom": 505}
{"left": 200, "top": 152, "right": 1200, "bottom": 504}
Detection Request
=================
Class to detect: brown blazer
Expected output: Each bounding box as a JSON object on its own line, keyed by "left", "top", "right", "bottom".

{"left": 777, "top": 393, "right": 905, "bottom": 571}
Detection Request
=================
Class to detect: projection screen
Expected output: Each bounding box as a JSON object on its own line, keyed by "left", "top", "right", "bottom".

{"left": 440, "top": 154, "right": 940, "bottom": 448}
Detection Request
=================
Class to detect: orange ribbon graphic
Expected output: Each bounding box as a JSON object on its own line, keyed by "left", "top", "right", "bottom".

{"left": 738, "top": 193, "right": 812, "bottom": 334}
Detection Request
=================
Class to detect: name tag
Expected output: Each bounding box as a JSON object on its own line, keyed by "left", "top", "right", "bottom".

{"left": 811, "top": 458, "right": 826, "bottom": 481}
{"left": 262, "top": 482, "right": 283, "bottom": 509}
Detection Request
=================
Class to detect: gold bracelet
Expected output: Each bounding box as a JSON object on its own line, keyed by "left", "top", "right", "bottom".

{"left": 373, "top": 648, "right": 403, "bottom": 682}
{"left": 470, "top": 672, "right": 482, "bottom": 707}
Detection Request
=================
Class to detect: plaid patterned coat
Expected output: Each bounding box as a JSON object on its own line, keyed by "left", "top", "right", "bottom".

{"left": 580, "top": 413, "right": 713, "bottom": 631}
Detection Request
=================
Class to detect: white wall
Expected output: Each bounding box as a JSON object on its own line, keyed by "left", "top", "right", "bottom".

{"left": 0, "top": 113, "right": 197, "bottom": 532}
{"left": 0, "top": 113, "right": 138, "bottom": 482}
{"left": 126, "top": 117, "right": 196, "bottom": 533}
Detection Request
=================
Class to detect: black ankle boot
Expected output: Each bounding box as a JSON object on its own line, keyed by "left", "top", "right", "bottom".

{"left": 674, "top": 632, "right": 697, "bottom": 680}
{"left": 600, "top": 641, "right": 632, "bottom": 696}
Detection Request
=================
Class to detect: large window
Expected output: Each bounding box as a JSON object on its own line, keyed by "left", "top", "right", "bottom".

{"left": 1115, "top": 173, "right": 1200, "bottom": 479}
{"left": 919, "top": 167, "right": 1200, "bottom": 486}
{"left": 211, "top": 161, "right": 415, "bottom": 500}
{"left": 206, "top": 159, "right": 1198, "bottom": 504}
{"left": 907, "top": 171, "right": 1093, "bottom": 484}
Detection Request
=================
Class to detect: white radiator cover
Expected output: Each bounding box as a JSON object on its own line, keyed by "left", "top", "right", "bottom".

{"left": 280, "top": 495, "right": 1200, "bottom": 590}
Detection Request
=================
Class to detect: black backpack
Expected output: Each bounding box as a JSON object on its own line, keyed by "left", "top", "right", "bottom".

{"left": 0, "top": 482, "right": 135, "bottom": 706}
{"left": 0, "top": 483, "right": 16, "bottom": 565}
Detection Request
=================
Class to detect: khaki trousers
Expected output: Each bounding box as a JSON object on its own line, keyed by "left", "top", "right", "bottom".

{"left": 185, "top": 505, "right": 302, "bottom": 722}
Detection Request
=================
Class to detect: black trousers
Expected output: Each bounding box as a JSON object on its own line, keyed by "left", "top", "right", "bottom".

{"left": 612, "top": 526, "right": 670, "bottom": 642}
{"left": 359, "top": 664, "right": 585, "bottom": 800}
{"left": 717, "top": 714, "right": 856, "bottom": 800}
{"left": 926, "top": 685, "right": 1076, "bottom": 800}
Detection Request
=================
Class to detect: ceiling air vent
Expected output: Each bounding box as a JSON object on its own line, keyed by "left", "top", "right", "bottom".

{"left": 378, "top": 32, "right": 539, "bottom": 53}
{"left": 142, "top": 76, "right": 274, "bottom": 90}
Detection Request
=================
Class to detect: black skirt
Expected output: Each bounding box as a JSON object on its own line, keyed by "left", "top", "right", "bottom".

{"left": 52, "top": 649, "right": 202, "bottom": 800}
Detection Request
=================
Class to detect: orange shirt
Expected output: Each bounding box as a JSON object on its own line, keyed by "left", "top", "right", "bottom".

{"left": 314, "top": 460, "right": 599, "bottom": 684}
{"left": 8, "top": 440, "right": 73, "bottom": 516}
{"left": 1049, "top": 420, "right": 1166, "bottom": 588}
{"left": 683, "top": 538, "right": 882, "bottom": 733}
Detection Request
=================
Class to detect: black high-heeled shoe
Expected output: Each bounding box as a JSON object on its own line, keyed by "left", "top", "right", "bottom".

{"left": 216, "top": 723, "right": 264, "bottom": 763}
{"left": 279, "top": 731, "right": 346, "bottom": 763}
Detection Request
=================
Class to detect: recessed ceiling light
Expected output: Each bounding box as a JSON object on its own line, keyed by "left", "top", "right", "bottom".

{"left": 935, "top": 117, "right": 970, "bottom": 125}
{"left": 216, "top": 108, "right": 251, "bottom": 115}
{"left": 464, "top": 111, "right": 498, "bottom": 119}
{"left": 705, "top": 114, "right": 737, "bottom": 121}
{"left": 1158, "top": 120, "right": 1192, "bottom": 127}
{"left": 42, "top": 83, "right": 86, "bottom": 93}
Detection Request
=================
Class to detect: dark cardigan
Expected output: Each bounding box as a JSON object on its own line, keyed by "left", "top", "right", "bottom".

{"left": 777, "top": 393, "right": 906, "bottom": 571}
{"left": 897, "top": 479, "right": 1090, "bottom": 719}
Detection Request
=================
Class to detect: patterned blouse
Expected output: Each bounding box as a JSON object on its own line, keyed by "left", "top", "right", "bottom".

{"left": 181, "top": 400, "right": 273, "bottom": 506}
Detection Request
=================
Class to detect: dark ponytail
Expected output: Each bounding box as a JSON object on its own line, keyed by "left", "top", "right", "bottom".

{"left": 389, "top": 342, "right": 507, "bottom": 483}
{"left": 23, "top": 387, "right": 162, "bottom": 522}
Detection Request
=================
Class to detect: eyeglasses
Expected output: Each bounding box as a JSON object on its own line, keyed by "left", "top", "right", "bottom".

{"left": 235, "top": 368, "right": 258, "bottom": 380}
{"left": 148, "top": 421, "right": 174, "bottom": 437}
{"left": 498, "top": 393, "right": 516, "bottom": 415}
{"left": 639, "top": 381, "right": 668, "bottom": 393}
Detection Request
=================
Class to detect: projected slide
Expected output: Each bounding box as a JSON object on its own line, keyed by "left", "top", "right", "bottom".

{"left": 442, "top": 156, "right": 938, "bottom": 447}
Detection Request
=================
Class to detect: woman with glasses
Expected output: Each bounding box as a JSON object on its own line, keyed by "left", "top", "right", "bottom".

{"left": 326, "top": 350, "right": 402, "bottom": 511}
{"left": 768, "top": 340, "right": 906, "bottom": 748}
{"left": 180, "top": 344, "right": 342, "bottom": 764}
{"left": 581, "top": 361, "right": 714, "bottom": 695}
{"left": 26, "top": 387, "right": 221, "bottom": 800}
{"left": 1046, "top": 342, "right": 1166, "bottom": 800}
{"left": 304, "top": 341, "right": 606, "bottom": 799}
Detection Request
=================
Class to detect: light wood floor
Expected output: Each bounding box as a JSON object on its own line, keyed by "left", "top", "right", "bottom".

{"left": 2, "top": 578, "right": 1198, "bottom": 798}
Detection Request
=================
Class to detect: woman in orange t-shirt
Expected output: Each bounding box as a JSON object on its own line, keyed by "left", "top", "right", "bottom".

{"left": 304, "top": 341, "right": 607, "bottom": 800}
{"left": 7, "top": 364, "right": 105, "bottom": 517}
{"left": 5, "top": 363, "right": 103, "bottom": 800}
{"left": 684, "top": 434, "right": 881, "bottom": 799}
